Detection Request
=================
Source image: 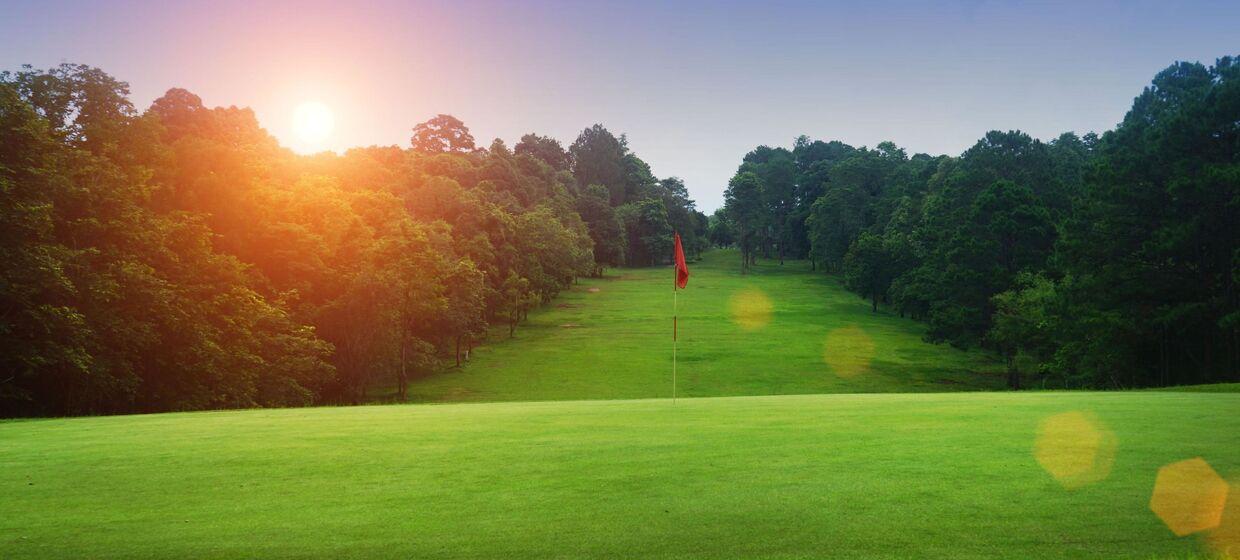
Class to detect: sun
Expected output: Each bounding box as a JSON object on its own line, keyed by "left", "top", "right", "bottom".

{"left": 292, "top": 101, "right": 334, "bottom": 149}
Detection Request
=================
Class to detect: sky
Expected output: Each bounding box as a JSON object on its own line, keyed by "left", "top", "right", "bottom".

{"left": 3, "top": 0, "right": 1238, "bottom": 211}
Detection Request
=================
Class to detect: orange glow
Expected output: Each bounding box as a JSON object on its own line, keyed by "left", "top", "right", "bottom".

{"left": 1208, "top": 479, "right": 1240, "bottom": 559}
{"left": 1150, "top": 458, "right": 1229, "bottom": 537}
{"left": 728, "top": 288, "right": 773, "bottom": 330}
{"left": 1034, "top": 411, "right": 1117, "bottom": 489}
{"left": 822, "top": 325, "right": 875, "bottom": 378}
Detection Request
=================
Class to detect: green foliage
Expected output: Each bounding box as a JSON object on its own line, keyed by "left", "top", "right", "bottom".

{"left": 989, "top": 274, "right": 1059, "bottom": 389}
{"left": 707, "top": 208, "right": 735, "bottom": 247}
{"left": 410, "top": 114, "right": 475, "bottom": 154}
{"left": 565, "top": 124, "right": 701, "bottom": 269}
{"left": 617, "top": 198, "right": 673, "bottom": 267}
{"left": 722, "top": 171, "right": 764, "bottom": 272}
{"left": 569, "top": 124, "right": 627, "bottom": 204}
{"left": 1049, "top": 56, "right": 1240, "bottom": 387}
{"left": 514, "top": 133, "right": 571, "bottom": 171}
{"left": 842, "top": 232, "right": 895, "bottom": 312}
{"left": 732, "top": 56, "right": 1239, "bottom": 388}
{"left": 0, "top": 64, "right": 696, "bottom": 416}
{"left": 575, "top": 184, "right": 625, "bottom": 273}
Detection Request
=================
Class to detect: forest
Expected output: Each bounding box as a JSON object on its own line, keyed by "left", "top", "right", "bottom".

{"left": 0, "top": 64, "right": 708, "bottom": 416}
{"left": 3, "top": 57, "right": 1237, "bottom": 417}
{"left": 720, "top": 57, "right": 1239, "bottom": 390}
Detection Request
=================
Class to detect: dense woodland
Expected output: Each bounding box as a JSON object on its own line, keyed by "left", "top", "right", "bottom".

{"left": 2, "top": 58, "right": 1235, "bottom": 417}
{"left": 721, "top": 57, "right": 1239, "bottom": 390}
{"left": 0, "top": 64, "right": 707, "bottom": 416}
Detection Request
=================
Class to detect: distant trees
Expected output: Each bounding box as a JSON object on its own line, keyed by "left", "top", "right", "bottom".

{"left": 0, "top": 64, "right": 699, "bottom": 416}
{"left": 842, "top": 232, "right": 895, "bottom": 312}
{"left": 566, "top": 124, "right": 704, "bottom": 267}
{"left": 515, "top": 133, "right": 571, "bottom": 171}
{"left": 576, "top": 185, "right": 626, "bottom": 274}
{"left": 727, "top": 56, "right": 1240, "bottom": 390}
{"left": 411, "top": 114, "right": 476, "bottom": 153}
{"left": 570, "top": 124, "right": 628, "bottom": 205}
{"left": 0, "top": 65, "right": 335, "bottom": 415}
{"left": 722, "top": 171, "right": 764, "bottom": 272}
{"left": 707, "top": 209, "right": 735, "bottom": 248}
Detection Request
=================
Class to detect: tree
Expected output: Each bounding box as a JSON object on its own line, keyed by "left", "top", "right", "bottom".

{"left": 723, "top": 171, "right": 764, "bottom": 272}
{"left": 843, "top": 232, "right": 893, "bottom": 312}
{"left": 515, "top": 133, "right": 571, "bottom": 171}
{"left": 708, "top": 208, "right": 735, "bottom": 247}
{"left": 1053, "top": 57, "right": 1240, "bottom": 387}
{"left": 989, "top": 274, "right": 1059, "bottom": 390}
{"left": 0, "top": 84, "right": 92, "bottom": 414}
{"left": 576, "top": 184, "right": 626, "bottom": 274}
{"left": 1, "top": 62, "right": 706, "bottom": 416}
{"left": 570, "top": 124, "right": 627, "bottom": 204}
{"left": 740, "top": 147, "right": 797, "bottom": 263}
{"left": 499, "top": 272, "right": 532, "bottom": 337}
{"left": 617, "top": 198, "right": 673, "bottom": 267}
{"left": 411, "top": 114, "right": 475, "bottom": 154}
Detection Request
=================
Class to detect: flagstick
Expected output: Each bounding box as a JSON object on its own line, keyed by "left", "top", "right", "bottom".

{"left": 673, "top": 281, "right": 678, "bottom": 405}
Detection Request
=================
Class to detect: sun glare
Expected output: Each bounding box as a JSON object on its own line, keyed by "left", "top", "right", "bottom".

{"left": 292, "top": 101, "right": 335, "bottom": 150}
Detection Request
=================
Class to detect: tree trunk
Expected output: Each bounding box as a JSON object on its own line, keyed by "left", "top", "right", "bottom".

{"left": 455, "top": 336, "right": 461, "bottom": 367}
{"left": 872, "top": 295, "right": 878, "bottom": 312}
{"left": 1006, "top": 355, "right": 1020, "bottom": 390}
{"left": 398, "top": 343, "right": 408, "bottom": 400}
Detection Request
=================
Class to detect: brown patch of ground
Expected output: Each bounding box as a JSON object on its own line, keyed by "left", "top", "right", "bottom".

{"left": 559, "top": 323, "right": 581, "bottom": 328}
{"left": 587, "top": 288, "right": 601, "bottom": 293}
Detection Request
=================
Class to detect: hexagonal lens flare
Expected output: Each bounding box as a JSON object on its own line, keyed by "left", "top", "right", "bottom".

{"left": 1150, "top": 457, "right": 1229, "bottom": 537}
{"left": 1034, "top": 411, "right": 1117, "bottom": 489}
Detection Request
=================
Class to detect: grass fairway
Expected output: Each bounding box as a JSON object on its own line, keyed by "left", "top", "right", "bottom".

{"left": 3, "top": 391, "right": 1237, "bottom": 559}
{"left": 405, "top": 250, "right": 1002, "bottom": 403}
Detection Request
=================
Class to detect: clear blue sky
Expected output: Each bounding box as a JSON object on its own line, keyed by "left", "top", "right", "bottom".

{"left": 3, "top": 0, "right": 1237, "bottom": 210}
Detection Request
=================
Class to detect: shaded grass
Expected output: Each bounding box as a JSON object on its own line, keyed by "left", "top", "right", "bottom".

{"left": 1147, "top": 383, "right": 1240, "bottom": 393}
{"left": 2, "top": 391, "right": 1237, "bottom": 559}
{"left": 405, "top": 250, "right": 1003, "bottom": 403}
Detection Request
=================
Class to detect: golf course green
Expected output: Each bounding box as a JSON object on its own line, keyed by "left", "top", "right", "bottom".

{"left": 404, "top": 250, "right": 1003, "bottom": 403}
{"left": 3, "top": 251, "right": 1237, "bottom": 559}
{"left": 3, "top": 391, "right": 1237, "bottom": 559}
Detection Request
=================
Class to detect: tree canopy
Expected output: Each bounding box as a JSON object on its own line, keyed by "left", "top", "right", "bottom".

{"left": 722, "top": 56, "right": 1239, "bottom": 390}
{"left": 0, "top": 64, "right": 699, "bottom": 416}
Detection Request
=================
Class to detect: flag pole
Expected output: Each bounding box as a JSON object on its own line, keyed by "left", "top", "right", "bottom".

{"left": 673, "top": 279, "right": 678, "bottom": 405}
{"left": 671, "top": 231, "right": 687, "bottom": 406}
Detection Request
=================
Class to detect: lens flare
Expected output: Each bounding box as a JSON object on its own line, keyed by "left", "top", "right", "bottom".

{"left": 822, "top": 325, "right": 875, "bottom": 378}
{"left": 728, "top": 288, "right": 772, "bottom": 331}
{"left": 1208, "top": 480, "right": 1240, "bottom": 559}
{"left": 1034, "top": 411, "right": 1117, "bottom": 489}
{"left": 1150, "top": 457, "right": 1229, "bottom": 537}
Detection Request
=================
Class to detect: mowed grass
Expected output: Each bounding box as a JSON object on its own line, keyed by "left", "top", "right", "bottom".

{"left": 406, "top": 249, "right": 1003, "bottom": 403}
{"left": 3, "top": 391, "right": 1238, "bottom": 559}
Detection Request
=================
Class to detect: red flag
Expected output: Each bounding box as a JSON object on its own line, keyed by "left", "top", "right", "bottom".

{"left": 673, "top": 232, "right": 690, "bottom": 289}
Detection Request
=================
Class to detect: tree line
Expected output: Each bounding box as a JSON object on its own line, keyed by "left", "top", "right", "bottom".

{"left": 0, "top": 64, "right": 706, "bottom": 416}
{"left": 720, "top": 57, "right": 1239, "bottom": 390}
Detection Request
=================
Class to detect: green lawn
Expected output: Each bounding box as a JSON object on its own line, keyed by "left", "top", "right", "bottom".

{"left": 405, "top": 249, "right": 1003, "bottom": 403}
{"left": 3, "top": 391, "right": 1237, "bottom": 559}
{"left": 6, "top": 251, "right": 1236, "bottom": 559}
